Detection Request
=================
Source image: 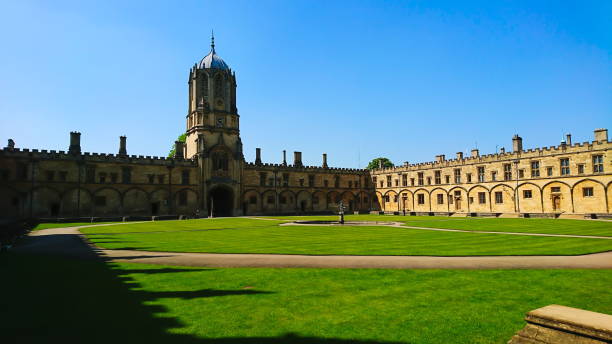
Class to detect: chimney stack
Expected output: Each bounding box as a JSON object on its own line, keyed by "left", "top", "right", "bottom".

{"left": 565, "top": 134, "right": 572, "bottom": 146}
{"left": 436, "top": 154, "right": 446, "bottom": 163}
{"left": 174, "top": 141, "right": 184, "bottom": 159}
{"left": 594, "top": 128, "right": 608, "bottom": 143}
{"left": 68, "top": 131, "right": 81, "bottom": 155}
{"left": 282, "top": 150, "right": 287, "bottom": 166}
{"left": 294, "top": 151, "right": 303, "bottom": 167}
{"left": 512, "top": 134, "right": 523, "bottom": 152}
{"left": 322, "top": 153, "right": 328, "bottom": 168}
{"left": 255, "top": 148, "right": 262, "bottom": 165}
{"left": 118, "top": 136, "right": 127, "bottom": 156}
{"left": 471, "top": 149, "right": 479, "bottom": 158}
{"left": 456, "top": 152, "right": 463, "bottom": 160}
{"left": 500, "top": 147, "right": 505, "bottom": 154}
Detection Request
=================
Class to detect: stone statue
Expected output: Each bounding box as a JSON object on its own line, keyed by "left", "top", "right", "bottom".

{"left": 337, "top": 200, "right": 346, "bottom": 224}
{"left": 7, "top": 139, "right": 15, "bottom": 149}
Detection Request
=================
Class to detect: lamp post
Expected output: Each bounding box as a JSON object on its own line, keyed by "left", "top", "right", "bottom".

{"left": 513, "top": 159, "right": 520, "bottom": 213}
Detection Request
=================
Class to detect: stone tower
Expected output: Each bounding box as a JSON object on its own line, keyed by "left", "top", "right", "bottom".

{"left": 185, "top": 34, "right": 243, "bottom": 216}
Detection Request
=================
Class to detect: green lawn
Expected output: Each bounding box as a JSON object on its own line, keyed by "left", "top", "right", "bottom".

{"left": 269, "top": 215, "right": 612, "bottom": 237}
{"left": 80, "top": 218, "right": 612, "bottom": 256}
{"left": 32, "top": 221, "right": 117, "bottom": 231}
{"left": 2, "top": 252, "right": 611, "bottom": 344}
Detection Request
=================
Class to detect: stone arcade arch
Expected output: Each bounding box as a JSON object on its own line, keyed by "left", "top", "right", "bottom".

{"left": 572, "top": 179, "right": 607, "bottom": 214}
{"left": 61, "top": 188, "right": 93, "bottom": 217}
{"left": 242, "top": 189, "right": 261, "bottom": 215}
{"left": 208, "top": 185, "right": 233, "bottom": 217}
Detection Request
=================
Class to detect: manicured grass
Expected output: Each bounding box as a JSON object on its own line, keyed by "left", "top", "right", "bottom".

{"left": 2, "top": 252, "right": 611, "bottom": 343}
{"left": 81, "top": 218, "right": 612, "bottom": 256}
{"left": 270, "top": 215, "right": 612, "bottom": 237}
{"left": 33, "top": 221, "right": 116, "bottom": 231}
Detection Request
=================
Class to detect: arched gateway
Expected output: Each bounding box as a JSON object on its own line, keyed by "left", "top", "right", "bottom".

{"left": 208, "top": 186, "right": 234, "bottom": 217}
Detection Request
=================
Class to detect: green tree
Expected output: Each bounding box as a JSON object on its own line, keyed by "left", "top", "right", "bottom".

{"left": 168, "top": 133, "right": 187, "bottom": 158}
{"left": 366, "top": 157, "right": 394, "bottom": 170}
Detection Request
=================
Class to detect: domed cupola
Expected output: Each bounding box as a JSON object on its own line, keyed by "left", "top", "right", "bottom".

{"left": 198, "top": 33, "right": 230, "bottom": 70}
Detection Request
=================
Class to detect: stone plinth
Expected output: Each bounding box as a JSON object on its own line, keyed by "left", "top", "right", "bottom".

{"left": 508, "top": 305, "right": 612, "bottom": 343}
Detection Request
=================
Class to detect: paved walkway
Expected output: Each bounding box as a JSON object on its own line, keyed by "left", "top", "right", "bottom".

{"left": 14, "top": 226, "right": 612, "bottom": 269}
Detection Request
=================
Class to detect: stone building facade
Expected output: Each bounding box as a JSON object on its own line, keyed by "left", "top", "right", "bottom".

{"left": 372, "top": 130, "right": 611, "bottom": 217}
{"left": 0, "top": 39, "right": 610, "bottom": 219}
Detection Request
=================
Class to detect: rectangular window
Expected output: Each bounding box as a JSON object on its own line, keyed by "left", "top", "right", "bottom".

{"left": 577, "top": 164, "right": 584, "bottom": 174}
{"left": 86, "top": 166, "right": 95, "bottom": 183}
{"left": 560, "top": 158, "right": 570, "bottom": 175}
{"left": 437, "top": 194, "right": 444, "bottom": 204}
{"left": 158, "top": 175, "right": 165, "bottom": 184}
{"left": 583, "top": 187, "right": 594, "bottom": 197}
{"left": 402, "top": 174, "right": 408, "bottom": 186}
{"left": 313, "top": 196, "right": 319, "bottom": 205}
{"left": 469, "top": 197, "right": 474, "bottom": 204}
{"left": 110, "top": 172, "right": 117, "bottom": 183}
{"left": 147, "top": 174, "right": 155, "bottom": 184}
{"left": 448, "top": 195, "right": 453, "bottom": 204}
{"left": 547, "top": 167, "right": 553, "bottom": 176}
{"left": 99, "top": 173, "right": 106, "bottom": 184}
{"left": 531, "top": 161, "right": 540, "bottom": 177}
{"left": 593, "top": 155, "right": 604, "bottom": 173}
{"left": 121, "top": 167, "right": 131, "bottom": 184}
{"left": 466, "top": 173, "right": 472, "bottom": 183}
{"left": 384, "top": 195, "right": 390, "bottom": 203}
{"left": 325, "top": 180, "right": 329, "bottom": 188}
{"left": 300, "top": 178, "right": 305, "bottom": 187}
{"left": 417, "top": 194, "right": 425, "bottom": 205}
{"left": 434, "top": 170, "right": 441, "bottom": 184}
{"left": 60, "top": 171, "right": 68, "bottom": 182}
{"left": 372, "top": 176, "right": 377, "bottom": 185}
{"left": 427, "top": 177, "right": 431, "bottom": 185}
{"left": 181, "top": 170, "right": 190, "bottom": 185}
{"left": 503, "top": 164, "right": 512, "bottom": 181}
{"left": 491, "top": 171, "right": 497, "bottom": 181}
{"left": 394, "top": 195, "right": 398, "bottom": 203}
{"left": 394, "top": 179, "right": 398, "bottom": 187}
{"left": 45, "top": 170, "right": 55, "bottom": 181}
{"left": 259, "top": 173, "right": 266, "bottom": 186}
{"left": 334, "top": 176, "right": 340, "bottom": 188}
{"left": 445, "top": 175, "right": 450, "bottom": 184}
{"left": 495, "top": 191, "right": 503, "bottom": 204}
{"left": 518, "top": 169, "right": 524, "bottom": 179}
{"left": 478, "top": 192, "right": 486, "bottom": 204}
{"left": 309, "top": 175, "right": 315, "bottom": 187}
{"left": 551, "top": 187, "right": 561, "bottom": 193}
{"left": 379, "top": 181, "right": 383, "bottom": 188}
{"left": 418, "top": 172, "right": 424, "bottom": 186}
{"left": 386, "top": 175, "right": 391, "bottom": 187}
{"left": 283, "top": 173, "right": 290, "bottom": 187}
{"left": 454, "top": 169, "right": 461, "bottom": 184}
{"left": 523, "top": 190, "right": 532, "bottom": 199}
{"left": 17, "top": 163, "right": 28, "bottom": 180}
{"left": 477, "top": 167, "right": 485, "bottom": 182}
{"left": 411, "top": 178, "right": 415, "bottom": 186}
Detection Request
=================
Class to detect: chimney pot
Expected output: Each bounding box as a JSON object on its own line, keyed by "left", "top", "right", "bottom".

{"left": 512, "top": 134, "right": 523, "bottom": 152}
{"left": 456, "top": 152, "right": 463, "bottom": 160}
{"left": 471, "top": 149, "right": 479, "bottom": 157}
{"left": 118, "top": 136, "right": 127, "bottom": 156}
{"left": 69, "top": 131, "right": 81, "bottom": 155}
{"left": 255, "top": 148, "right": 262, "bottom": 165}
{"left": 294, "top": 151, "right": 303, "bottom": 167}
{"left": 594, "top": 128, "right": 608, "bottom": 143}
{"left": 174, "top": 141, "right": 185, "bottom": 159}
{"left": 322, "top": 153, "right": 328, "bottom": 168}
{"left": 282, "top": 150, "right": 287, "bottom": 166}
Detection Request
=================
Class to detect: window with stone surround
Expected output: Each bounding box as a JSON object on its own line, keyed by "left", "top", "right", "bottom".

{"left": 547, "top": 167, "right": 553, "bottom": 176}
{"left": 300, "top": 178, "right": 305, "bottom": 187}
{"left": 445, "top": 175, "right": 450, "bottom": 184}
{"left": 283, "top": 173, "right": 290, "bottom": 187}
{"left": 466, "top": 173, "right": 472, "bottom": 183}
{"left": 86, "top": 166, "right": 95, "bottom": 183}
{"left": 531, "top": 161, "right": 540, "bottom": 177}
{"left": 147, "top": 174, "right": 155, "bottom": 184}
{"left": 437, "top": 194, "right": 444, "bottom": 204}
{"left": 386, "top": 175, "right": 391, "bottom": 187}
{"left": 477, "top": 167, "right": 485, "bottom": 182}
{"left": 334, "top": 176, "right": 340, "bottom": 188}
{"left": 402, "top": 174, "right": 408, "bottom": 186}
{"left": 560, "top": 158, "right": 570, "bottom": 175}
{"left": 259, "top": 173, "right": 266, "bottom": 186}
{"left": 478, "top": 192, "right": 486, "bottom": 204}
{"left": 503, "top": 164, "right": 512, "bottom": 181}
{"left": 60, "top": 171, "right": 68, "bottom": 182}
{"left": 309, "top": 175, "right": 315, "bottom": 187}
{"left": 181, "top": 170, "right": 190, "bottom": 185}
{"left": 99, "top": 172, "right": 107, "bottom": 184}
{"left": 523, "top": 190, "right": 532, "bottom": 199}
{"left": 267, "top": 195, "right": 274, "bottom": 204}
{"left": 434, "top": 170, "right": 441, "bottom": 184}
{"left": 491, "top": 171, "right": 497, "bottom": 181}
{"left": 110, "top": 172, "right": 117, "bottom": 183}
{"left": 417, "top": 193, "right": 425, "bottom": 205}
{"left": 121, "top": 167, "right": 131, "bottom": 184}
{"left": 394, "top": 179, "right": 398, "bottom": 187}
{"left": 418, "top": 172, "right": 424, "bottom": 186}
{"left": 593, "top": 155, "right": 604, "bottom": 173}
{"left": 495, "top": 191, "right": 503, "bottom": 204}
{"left": 518, "top": 169, "right": 524, "bottom": 179}
{"left": 427, "top": 177, "right": 431, "bottom": 185}
{"left": 583, "top": 187, "right": 593, "bottom": 197}
{"left": 411, "top": 178, "right": 415, "bottom": 186}
{"left": 454, "top": 169, "right": 461, "bottom": 184}
{"left": 577, "top": 164, "right": 584, "bottom": 174}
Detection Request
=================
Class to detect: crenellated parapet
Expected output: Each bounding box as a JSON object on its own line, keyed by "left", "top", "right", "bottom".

{"left": 244, "top": 162, "right": 368, "bottom": 175}
{"left": 0, "top": 147, "right": 198, "bottom": 167}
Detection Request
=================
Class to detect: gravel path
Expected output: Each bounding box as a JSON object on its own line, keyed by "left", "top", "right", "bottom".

{"left": 14, "top": 226, "right": 612, "bottom": 269}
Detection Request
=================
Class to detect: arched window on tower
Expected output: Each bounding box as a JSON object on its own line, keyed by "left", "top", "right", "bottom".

{"left": 214, "top": 74, "right": 223, "bottom": 99}
{"left": 212, "top": 151, "right": 229, "bottom": 176}
{"left": 201, "top": 74, "right": 208, "bottom": 96}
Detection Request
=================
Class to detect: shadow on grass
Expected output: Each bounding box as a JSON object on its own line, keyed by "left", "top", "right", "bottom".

{"left": 4, "top": 234, "right": 405, "bottom": 344}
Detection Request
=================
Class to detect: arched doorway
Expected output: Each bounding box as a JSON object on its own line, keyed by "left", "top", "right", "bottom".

{"left": 208, "top": 186, "right": 234, "bottom": 217}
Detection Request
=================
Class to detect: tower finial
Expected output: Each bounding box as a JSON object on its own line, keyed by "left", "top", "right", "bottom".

{"left": 211, "top": 30, "right": 215, "bottom": 52}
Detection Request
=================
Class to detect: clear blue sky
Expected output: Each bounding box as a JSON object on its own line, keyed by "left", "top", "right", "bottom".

{"left": 1, "top": 0, "right": 610, "bottom": 168}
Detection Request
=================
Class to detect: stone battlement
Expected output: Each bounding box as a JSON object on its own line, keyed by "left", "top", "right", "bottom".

{"left": 0, "top": 147, "right": 197, "bottom": 167}
{"left": 244, "top": 161, "right": 368, "bottom": 174}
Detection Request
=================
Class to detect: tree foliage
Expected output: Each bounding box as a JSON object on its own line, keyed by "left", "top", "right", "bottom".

{"left": 168, "top": 133, "right": 187, "bottom": 158}
{"left": 366, "top": 157, "right": 394, "bottom": 170}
